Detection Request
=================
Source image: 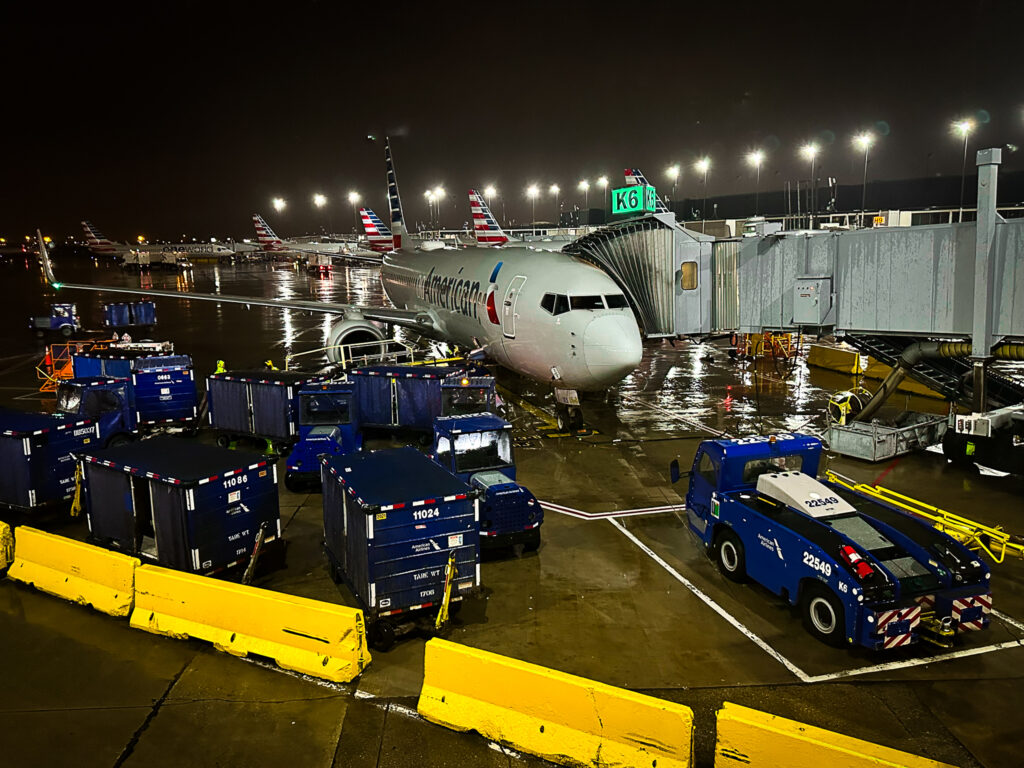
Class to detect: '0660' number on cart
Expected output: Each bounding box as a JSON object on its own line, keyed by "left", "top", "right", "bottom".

{"left": 802, "top": 551, "right": 832, "bottom": 577}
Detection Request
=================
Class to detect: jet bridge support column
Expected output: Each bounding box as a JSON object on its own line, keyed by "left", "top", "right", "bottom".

{"left": 971, "top": 148, "right": 1002, "bottom": 413}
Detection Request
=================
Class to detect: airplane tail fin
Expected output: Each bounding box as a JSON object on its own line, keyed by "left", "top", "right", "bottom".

{"left": 468, "top": 189, "right": 509, "bottom": 246}
{"left": 385, "top": 137, "right": 408, "bottom": 248}
{"left": 359, "top": 208, "right": 396, "bottom": 252}
{"left": 624, "top": 168, "right": 670, "bottom": 213}
{"left": 252, "top": 214, "right": 286, "bottom": 251}
{"left": 81, "top": 220, "right": 118, "bottom": 254}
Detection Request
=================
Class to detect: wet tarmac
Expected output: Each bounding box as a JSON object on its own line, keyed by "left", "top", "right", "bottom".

{"left": 1, "top": 255, "right": 1023, "bottom": 767}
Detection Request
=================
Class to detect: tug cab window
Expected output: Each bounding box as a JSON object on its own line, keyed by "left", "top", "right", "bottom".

{"left": 697, "top": 452, "right": 719, "bottom": 487}
{"left": 742, "top": 454, "right": 804, "bottom": 483}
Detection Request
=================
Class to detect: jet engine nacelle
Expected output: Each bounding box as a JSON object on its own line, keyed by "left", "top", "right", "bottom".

{"left": 327, "top": 316, "right": 386, "bottom": 364}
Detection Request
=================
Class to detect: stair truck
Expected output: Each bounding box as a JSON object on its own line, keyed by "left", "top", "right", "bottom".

{"left": 321, "top": 446, "right": 480, "bottom": 651}
{"left": 0, "top": 407, "right": 99, "bottom": 511}
{"left": 681, "top": 433, "right": 992, "bottom": 649}
{"left": 432, "top": 413, "right": 542, "bottom": 550}
{"left": 207, "top": 370, "right": 331, "bottom": 453}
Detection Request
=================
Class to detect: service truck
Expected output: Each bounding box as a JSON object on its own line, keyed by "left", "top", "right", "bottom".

{"left": 682, "top": 433, "right": 992, "bottom": 649}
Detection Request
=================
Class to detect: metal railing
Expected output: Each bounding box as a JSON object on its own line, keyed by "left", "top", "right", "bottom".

{"left": 284, "top": 338, "right": 418, "bottom": 371}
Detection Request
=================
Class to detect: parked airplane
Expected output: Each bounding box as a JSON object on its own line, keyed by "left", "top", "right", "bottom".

{"left": 252, "top": 214, "right": 380, "bottom": 263}
{"left": 82, "top": 221, "right": 236, "bottom": 258}
{"left": 467, "top": 189, "right": 568, "bottom": 251}
{"left": 40, "top": 141, "right": 642, "bottom": 428}
{"left": 358, "top": 208, "right": 397, "bottom": 253}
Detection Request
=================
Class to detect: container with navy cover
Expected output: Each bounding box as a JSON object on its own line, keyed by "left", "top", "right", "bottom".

{"left": 348, "top": 365, "right": 495, "bottom": 432}
{"left": 321, "top": 446, "right": 480, "bottom": 619}
{"left": 207, "top": 370, "right": 329, "bottom": 444}
{"left": 72, "top": 349, "right": 197, "bottom": 425}
{"left": 102, "top": 300, "right": 157, "bottom": 328}
{"left": 79, "top": 436, "right": 280, "bottom": 574}
{"left": 0, "top": 407, "right": 100, "bottom": 510}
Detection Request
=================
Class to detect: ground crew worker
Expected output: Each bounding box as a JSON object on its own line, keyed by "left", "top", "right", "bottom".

{"left": 214, "top": 360, "right": 226, "bottom": 374}
{"left": 264, "top": 359, "right": 278, "bottom": 371}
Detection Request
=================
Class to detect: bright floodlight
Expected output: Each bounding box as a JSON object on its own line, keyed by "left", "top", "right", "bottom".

{"left": 433, "top": 186, "right": 446, "bottom": 199}
{"left": 272, "top": 197, "right": 286, "bottom": 212}
{"left": 347, "top": 191, "right": 360, "bottom": 205}
{"left": 137, "top": 235, "right": 145, "bottom": 243}
{"left": 666, "top": 164, "right": 680, "bottom": 180}
{"left": 854, "top": 132, "right": 874, "bottom": 151}
{"left": 800, "top": 143, "right": 819, "bottom": 160}
{"left": 549, "top": 184, "right": 560, "bottom": 195}
{"left": 578, "top": 179, "right": 589, "bottom": 191}
{"left": 695, "top": 157, "right": 711, "bottom": 174}
{"left": 313, "top": 193, "right": 327, "bottom": 208}
{"left": 953, "top": 118, "right": 975, "bottom": 137}
{"left": 596, "top": 176, "right": 608, "bottom": 189}
{"left": 484, "top": 185, "right": 496, "bottom": 198}
{"left": 526, "top": 184, "right": 539, "bottom": 199}
{"left": 746, "top": 150, "right": 764, "bottom": 168}
{"left": 424, "top": 189, "right": 434, "bottom": 200}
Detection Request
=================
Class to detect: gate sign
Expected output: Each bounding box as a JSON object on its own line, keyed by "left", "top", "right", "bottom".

{"left": 611, "top": 185, "right": 658, "bottom": 215}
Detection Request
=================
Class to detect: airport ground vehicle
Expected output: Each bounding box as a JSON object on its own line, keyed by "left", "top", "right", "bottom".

{"left": 207, "top": 370, "right": 330, "bottom": 452}
{"left": 80, "top": 437, "right": 281, "bottom": 574}
{"left": 432, "top": 414, "right": 541, "bottom": 550}
{"left": 0, "top": 408, "right": 99, "bottom": 511}
{"left": 682, "top": 433, "right": 992, "bottom": 649}
{"left": 29, "top": 303, "right": 80, "bottom": 337}
{"left": 283, "top": 382, "right": 360, "bottom": 490}
{"left": 321, "top": 447, "right": 480, "bottom": 651}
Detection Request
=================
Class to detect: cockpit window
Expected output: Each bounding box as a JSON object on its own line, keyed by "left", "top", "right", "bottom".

{"left": 604, "top": 294, "right": 628, "bottom": 309}
{"left": 542, "top": 293, "right": 569, "bottom": 315}
{"left": 570, "top": 295, "right": 604, "bottom": 310}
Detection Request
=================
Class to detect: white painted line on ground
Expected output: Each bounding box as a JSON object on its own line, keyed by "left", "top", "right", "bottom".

{"left": 607, "top": 517, "right": 811, "bottom": 682}
{"left": 609, "top": 517, "right": 1024, "bottom": 684}
{"left": 488, "top": 741, "right": 522, "bottom": 758}
{"left": 540, "top": 500, "right": 686, "bottom": 520}
{"left": 354, "top": 689, "right": 376, "bottom": 700}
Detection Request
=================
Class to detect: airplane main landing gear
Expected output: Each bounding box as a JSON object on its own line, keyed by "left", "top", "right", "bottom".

{"left": 555, "top": 403, "right": 584, "bottom": 431}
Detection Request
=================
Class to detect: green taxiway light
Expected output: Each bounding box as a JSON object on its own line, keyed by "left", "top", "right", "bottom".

{"left": 52, "top": 282, "right": 63, "bottom": 290}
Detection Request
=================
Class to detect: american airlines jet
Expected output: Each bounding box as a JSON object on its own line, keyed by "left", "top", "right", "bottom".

{"left": 81, "top": 221, "right": 236, "bottom": 259}
{"left": 467, "top": 189, "right": 568, "bottom": 252}
{"left": 252, "top": 214, "right": 381, "bottom": 264}
{"left": 40, "top": 140, "right": 642, "bottom": 428}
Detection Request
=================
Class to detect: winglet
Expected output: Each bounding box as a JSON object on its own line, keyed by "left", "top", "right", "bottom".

{"left": 37, "top": 230, "right": 61, "bottom": 288}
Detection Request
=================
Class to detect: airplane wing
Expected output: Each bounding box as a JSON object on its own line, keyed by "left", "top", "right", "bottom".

{"left": 38, "top": 231, "right": 436, "bottom": 331}
{"left": 283, "top": 244, "right": 384, "bottom": 264}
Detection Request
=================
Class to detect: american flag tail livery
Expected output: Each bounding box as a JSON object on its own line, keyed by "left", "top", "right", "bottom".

{"left": 359, "top": 208, "right": 396, "bottom": 253}
{"left": 81, "top": 221, "right": 119, "bottom": 255}
{"left": 468, "top": 189, "right": 509, "bottom": 246}
{"left": 384, "top": 137, "right": 407, "bottom": 248}
{"left": 252, "top": 213, "right": 286, "bottom": 252}
{"left": 623, "top": 168, "right": 670, "bottom": 214}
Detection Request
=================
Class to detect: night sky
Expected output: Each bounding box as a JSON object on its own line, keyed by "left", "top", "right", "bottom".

{"left": 5, "top": 0, "right": 1021, "bottom": 241}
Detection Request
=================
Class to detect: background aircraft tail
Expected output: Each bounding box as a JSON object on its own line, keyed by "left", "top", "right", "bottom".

{"left": 385, "top": 137, "right": 407, "bottom": 248}
{"left": 252, "top": 214, "right": 286, "bottom": 251}
{"left": 623, "top": 168, "right": 670, "bottom": 213}
{"left": 81, "top": 220, "right": 119, "bottom": 255}
{"left": 359, "top": 208, "right": 396, "bottom": 252}
{"left": 468, "top": 189, "right": 510, "bottom": 246}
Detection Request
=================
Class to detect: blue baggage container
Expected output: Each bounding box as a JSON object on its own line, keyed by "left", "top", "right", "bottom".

{"left": 130, "top": 301, "right": 157, "bottom": 326}
{"left": 79, "top": 437, "right": 281, "bottom": 574}
{"left": 321, "top": 446, "right": 480, "bottom": 636}
{"left": 0, "top": 407, "right": 100, "bottom": 510}
{"left": 103, "top": 303, "right": 132, "bottom": 328}
{"left": 102, "top": 300, "right": 157, "bottom": 329}
{"left": 73, "top": 351, "right": 197, "bottom": 426}
{"left": 207, "top": 370, "right": 329, "bottom": 445}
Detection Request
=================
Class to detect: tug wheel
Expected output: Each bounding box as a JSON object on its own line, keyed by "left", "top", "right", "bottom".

{"left": 801, "top": 583, "right": 846, "bottom": 647}
{"left": 714, "top": 529, "right": 747, "bottom": 583}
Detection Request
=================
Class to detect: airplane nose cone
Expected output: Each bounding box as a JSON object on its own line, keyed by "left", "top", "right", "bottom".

{"left": 582, "top": 314, "right": 643, "bottom": 386}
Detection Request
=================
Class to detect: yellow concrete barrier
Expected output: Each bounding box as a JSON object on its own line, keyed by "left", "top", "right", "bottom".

{"left": 418, "top": 638, "right": 694, "bottom": 767}
{"left": 7, "top": 526, "right": 139, "bottom": 616}
{"left": 807, "top": 344, "right": 862, "bottom": 374}
{"left": 0, "top": 521, "right": 13, "bottom": 571}
{"left": 130, "top": 565, "right": 370, "bottom": 683}
{"left": 715, "top": 702, "right": 956, "bottom": 767}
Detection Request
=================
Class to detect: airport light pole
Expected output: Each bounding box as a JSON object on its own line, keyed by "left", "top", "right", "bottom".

{"left": 313, "top": 193, "right": 327, "bottom": 234}
{"left": 433, "top": 186, "right": 446, "bottom": 231}
{"left": 853, "top": 133, "right": 874, "bottom": 228}
{"left": 694, "top": 157, "right": 710, "bottom": 233}
{"left": 596, "top": 176, "right": 608, "bottom": 219}
{"left": 527, "top": 185, "right": 539, "bottom": 236}
{"left": 578, "top": 180, "right": 589, "bottom": 210}
{"left": 665, "top": 164, "right": 680, "bottom": 204}
{"left": 745, "top": 151, "right": 764, "bottom": 216}
{"left": 800, "top": 143, "right": 819, "bottom": 228}
{"left": 347, "top": 191, "right": 360, "bottom": 233}
{"left": 549, "top": 184, "right": 560, "bottom": 228}
{"left": 424, "top": 190, "right": 435, "bottom": 231}
{"left": 954, "top": 119, "right": 976, "bottom": 223}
